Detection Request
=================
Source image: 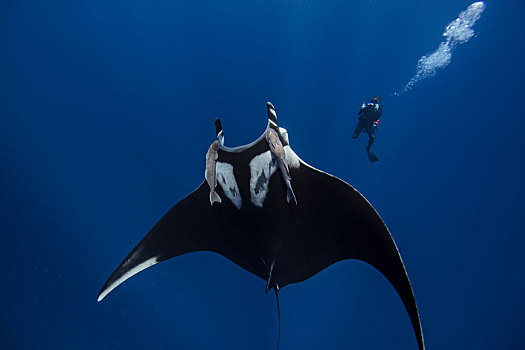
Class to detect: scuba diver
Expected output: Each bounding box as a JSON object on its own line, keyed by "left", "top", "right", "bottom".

{"left": 352, "top": 95, "right": 382, "bottom": 163}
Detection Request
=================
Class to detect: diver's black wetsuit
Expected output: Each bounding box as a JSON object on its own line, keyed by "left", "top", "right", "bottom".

{"left": 352, "top": 100, "right": 382, "bottom": 162}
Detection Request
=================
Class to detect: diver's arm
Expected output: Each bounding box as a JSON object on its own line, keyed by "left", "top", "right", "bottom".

{"left": 358, "top": 102, "right": 366, "bottom": 116}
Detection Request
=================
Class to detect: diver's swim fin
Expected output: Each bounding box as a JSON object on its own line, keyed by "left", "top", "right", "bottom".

{"left": 367, "top": 151, "right": 379, "bottom": 163}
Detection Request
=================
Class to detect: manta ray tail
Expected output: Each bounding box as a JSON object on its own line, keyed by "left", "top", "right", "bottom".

{"left": 275, "top": 288, "right": 281, "bottom": 350}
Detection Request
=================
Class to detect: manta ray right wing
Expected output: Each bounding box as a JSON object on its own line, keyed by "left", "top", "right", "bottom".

{"left": 271, "top": 159, "right": 425, "bottom": 350}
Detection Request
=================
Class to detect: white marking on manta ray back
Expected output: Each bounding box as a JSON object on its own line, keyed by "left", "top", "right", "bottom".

{"left": 216, "top": 162, "right": 242, "bottom": 209}
{"left": 97, "top": 256, "right": 159, "bottom": 302}
{"left": 249, "top": 150, "right": 278, "bottom": 207}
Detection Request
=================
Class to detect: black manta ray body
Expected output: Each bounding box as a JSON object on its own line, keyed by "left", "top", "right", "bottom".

{"left": 98, "top": 102, "right": 425, "bottom": 350}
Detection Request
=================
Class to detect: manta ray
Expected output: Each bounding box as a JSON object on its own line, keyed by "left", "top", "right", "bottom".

{"left": 98, "top": 102, "right": 425, "bottom": 350}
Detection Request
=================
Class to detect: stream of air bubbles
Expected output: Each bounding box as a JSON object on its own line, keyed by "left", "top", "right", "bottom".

{"left": 394, "top": 1, "right": 485, "bottom": 96}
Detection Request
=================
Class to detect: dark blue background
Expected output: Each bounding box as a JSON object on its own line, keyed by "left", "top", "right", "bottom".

{"left": 1, "top": 1, "right": 523, "bottom": 349}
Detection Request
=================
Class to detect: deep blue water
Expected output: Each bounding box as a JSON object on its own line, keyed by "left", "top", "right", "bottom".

{"left": 1, "top": 1, "right": 524, "bottom": 349}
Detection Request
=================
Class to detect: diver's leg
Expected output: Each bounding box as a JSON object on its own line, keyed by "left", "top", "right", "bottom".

{"left": 366, "top": 133, "right": 375, "bottom": 152}
{"left": 365, "top": 126, "right": 379, "bottom": 163}
{"left": 365, "top": 126, "right": 375, "bottom": 152}
{"left": 352, "top": 122, "right": 363, "bottom": 139}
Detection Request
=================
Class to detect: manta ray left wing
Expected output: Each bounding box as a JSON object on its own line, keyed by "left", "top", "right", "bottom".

{"left": 98, "top": 102, "right": 424, "bottom": 350}
{"left": 97, "top": 182, "right": 269, "bottom": 302}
